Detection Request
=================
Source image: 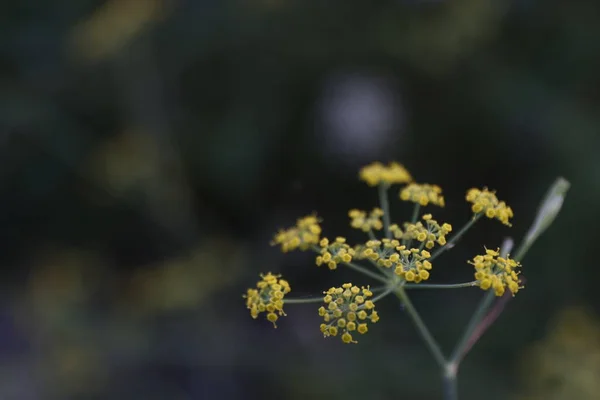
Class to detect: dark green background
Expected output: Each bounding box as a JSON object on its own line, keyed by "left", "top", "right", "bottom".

{"left": 0, "top": 0, "right": 597, "bottom": 399}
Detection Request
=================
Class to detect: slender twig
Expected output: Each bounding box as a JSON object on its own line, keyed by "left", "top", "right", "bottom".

{"left": 410, "top": 204, "right": 421, "bottom": 224}
{"left": 284, "top": 296, "right": 326, "bottom": 304}
{"left": 367, "top": 229, "right": 377, "bottom": 241}
{"left": 371, "top": 284, "right": 397, "bottom": 303}
{"left": 403, "top": 281, "right": 477, "bottom": 290}
{"left": 449, "top": 290, "right": 496, "bottom": 363}
{"left": 430, "top": 215, "right": 481, "bottom": 262}
{"left": 458, "top": 278, "right": 526, "bottom": 361}
{"left": 394, "top": 287, "right": 447, "bottom": 368}
{"left": 343, "top": 261, "right": 389, "bottom": 284}
{"left": 378, "top": 183, "right": 392, "bottom": 239}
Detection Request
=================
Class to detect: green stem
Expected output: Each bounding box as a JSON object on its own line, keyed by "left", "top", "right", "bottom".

{"left": 449, "top": 290, "right": 496, "bottom": 363}
{"left": 404, "top": 281, "right": 477, "bottom": 290}
{"left": 367, "top": 229, "right": 377, "bottom": 241}
{"left": 411, "top": 204, "right": 421, "bottom": 224}
{"left": 284, "top": 296, "right": 326, "bottom": 304}
{"left": 311, "top": 246, "right": 388, "bottom": 283}
{"left": 343, "top": 261, "right": 389, "bottom": 284}
{"left": 371, "top": 284, "right": 396, "bottom": 303}
{"left": 443, "top": 369, "right": 458, "bottom": 400}
{"left": 284, "top": 285, "right": 390, "bottom": 305}
{"left": 512, "top": 239, "right": 532, "bottom": 263}
{"left": 430, "top": 215, "right": 481, "bottom": 262}
{"left": 378, "top": 183, "right": 392, "bottom": 239}
{"left": 395, "top": 287, "right": 447, "bottom": 368}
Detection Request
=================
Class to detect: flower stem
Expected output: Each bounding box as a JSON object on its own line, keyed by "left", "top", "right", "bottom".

{"left": 284, "top": 285, "right": 391, "bottom": 304}
{"left": 284, "top": 296, "right": 326, "bottom": 304}
{"left": 394, "top": 287, "right": 447, "bottom": 368}
{"left": 371, "top": 284, "right": 397, "bottom": 303}
{"left": 343, "top": 261, "right": 389, "bottom": 284}
{"left": 430, "top": 215, "right": 481, "bottom": 262}
{"left": 403, "top": 281, "right": 477, "bottom": 290}
{"left": 449, "top": 290, "right": 496, "bottom": 363}
{"left": 311, "top": 246, "right": 388, "bottom": 283}
{"left": 443, "top": 365, "right": 458, "bottom": 400}
{"left": 378, "top": 183, "right": 392, "bottom": 239}
{"left": 410, "top": 204, "right": 421, "bottom": 224}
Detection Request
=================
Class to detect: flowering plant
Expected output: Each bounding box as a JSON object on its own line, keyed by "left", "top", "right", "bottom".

{"left": 244, "top": 161, "right": 569, "bottom": 399}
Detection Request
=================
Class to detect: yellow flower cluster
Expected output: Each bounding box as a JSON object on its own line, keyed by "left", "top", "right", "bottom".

{"left": 400, "top": 183, "right": 445, "bottom": 207}
{"left": 388, "top": 223, "right": 404, "bottom": 239}
{"left": 466, "top": 188, "right": 514, "bottom": 226}
{"left": 469, "top": 248, "right": 522, "bottom": 296}
{"left": 316, "top": 237, "right": 355, "bottom": 270}
{"left": 348, "top": 208, "right": 384, "bottom": 232}
{"left": 404, "top": 214, "right": 452, "bottom": 249}
{"left": 362, "top": 238, "right": 402, "bottom": 268}
{"left": 271, "top": 215, "right": 321, "bottom": 252}
{"left": 318, "top": 283, "right": 379, "bottom": 343}
{"left": 244, "top": 272, "right": 291, "bottom": 327}
{"left": 393, "top": 246, "right": 433, "bottom": 282}
{"left": 359, "top": 162, "right": 412, "bottom": 187}
{"left": 361, "top": 240, "right": 433, "bottom": 282}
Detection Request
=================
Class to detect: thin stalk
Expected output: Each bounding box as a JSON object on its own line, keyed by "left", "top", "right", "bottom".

{"left": 394, "top": 287, "right": 447, "bottom": 368}
{"left": 343, "top": 261, "right": 389, "bottom": 284}
{"left": 402, "top": 204, "right": 421, "bottom": 247}
{"left": 367, "top": 229, "right": 377, "bottom": 241}
{"left": 371, "top": 284, "right": 397, "bottom": 303}
{"left": 378, "top": 183, "right": 392, "bottom": 239}
{"left": 430, "top": 215, "right": 481, "bottom": 262}
{"left": 410, "top": 204, "right": 421, "bottom": 224}
{"left": 404, "top": 281, "right": 477, "bottom": 290}
{"left": 449, "top": 290, "right": 496, "bottom": 363}
{"left": 284, "top": 296, "right": 326, "bottom": 304}
{"left": 284, "top": 285, "right": 390, "bottom": 305}
{"left": 311, "top": 246, "right": 388, "bottom": 283}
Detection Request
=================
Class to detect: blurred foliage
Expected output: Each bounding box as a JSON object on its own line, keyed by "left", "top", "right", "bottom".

{"left": 516, "top": 306, "right": 600, "bottom": 400}
{"left": 0, "top": 0, "right": 598, "bottom": 399}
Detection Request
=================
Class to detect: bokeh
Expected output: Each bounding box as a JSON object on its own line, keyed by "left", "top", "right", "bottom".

{"left": 1, "top": 0, "right": 598, "bottom": 399}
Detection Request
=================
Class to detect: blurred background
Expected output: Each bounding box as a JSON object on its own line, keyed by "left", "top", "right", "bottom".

{"left": 0, "top": 0, "right": 598, "bottom": 399}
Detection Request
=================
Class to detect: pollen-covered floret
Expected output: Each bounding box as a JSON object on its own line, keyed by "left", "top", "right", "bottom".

{"left": 318, "top": 283, "right": 379, "bottom": 344}
{"left": 362, "top": 238, "right": 402, "bottom": 268}
{"left": 404, "top": 214, "right": 452, "bottom": 249}
{"left": 316, "top": 237, "right": 356, "bottom": 270}
{"left": 244, "top": 272, "right": 291, "bottom": 327}
{"left": 400, "top": 183, "right": 445, "bottom": 207}
{"left": 271, "top": 214, "right": 322, "bottom": 252}
{"left": 388, "top": 224, "right": 404, "bottom": 239}
{"left": 359, "top": 162, "right": 412, "bottom": 187}
{"left": 466, "top": 188, "right": 514, "bottom": 226}
{"left": 393, "top": 246, "right": 433, "bottom": 283}
{"left": 469, "top": 248, "right": 522, "bottom": 296}
{"left": 349, "top": 208, "right": 384, "bottom": 232}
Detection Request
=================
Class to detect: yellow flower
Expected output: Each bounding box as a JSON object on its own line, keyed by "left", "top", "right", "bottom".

{"left": 271, "top": 214, "right": 322, "bottom": 252}
{"left": 315, "top": 237, "right": 355, "bottom": 270}
{"left": 318, "top": 283, "right": 379, "bottom": 343}
{"left": 404, "top": 214, "right": 452, "bottom": 249}
{"left": 388, "top": 224, "right": 404, "bottom": 239}
{"left": 244, "top": 272, "right": 291, "bottom": 327}
{"left": 349, "top": 208, "right": 384, "bottom": 232}
{"left": 359, "top": 162, "right": 412, "bottom": 187}
{"left": 466, "top": 188, "right": 513, "bottom": 226}
{"left": 362, "top": 238, "right": 402, "bottom": 268}
{"left": 400, "top": 183, "right": 445, "bottom": 207}
{"left": 468, "top": 248, "right": 522, "bottom": 296}
{"left": 393, "top": 246, "right": 433, "bottom": 282}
